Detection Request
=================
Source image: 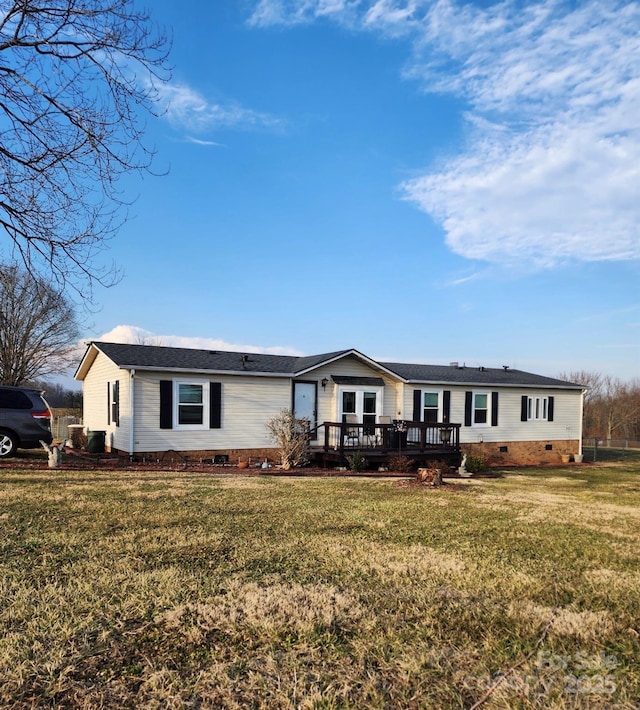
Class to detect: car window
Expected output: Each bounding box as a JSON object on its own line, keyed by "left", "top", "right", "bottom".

{"left": 0, "top": 389, "right": 33, "bottom": 409}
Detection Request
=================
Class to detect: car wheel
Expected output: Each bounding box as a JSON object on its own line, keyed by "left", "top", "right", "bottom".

{"left": 0, "top": 431, "right": 17, "bottom": 458}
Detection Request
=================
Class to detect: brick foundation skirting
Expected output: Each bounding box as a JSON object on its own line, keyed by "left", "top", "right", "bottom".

{"left": 107, "top": 440, "right": 580, "bottom": 467}
{"left": 462, "top": 440, "right": 580, "bottom": 466}
{"left": 107, "top": 447, "right": 280, "bottom": 465}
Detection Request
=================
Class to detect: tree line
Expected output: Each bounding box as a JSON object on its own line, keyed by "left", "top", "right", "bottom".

{"left": 560, "top": 371, "right": 640, "bottom": 442}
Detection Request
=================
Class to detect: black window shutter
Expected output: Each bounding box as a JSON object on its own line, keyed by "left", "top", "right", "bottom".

{"left": 210, "top": 382, "right": 221, "bottom": 429}
{"left": 521, "top": 395, "right": 528, "bottom": 421}
{"left": 491, "top": 392, "right": 499, "bottom": 426}
{"left": 548, "top": 396, "right": 554, "bottom": 422}
{"left": 412, "top": 390, "right": 421, "bottom": 422}
{"left": 107, "top": 382, "right": 111, "bottom": 425}
{"left": 113, "top": 380, "right": 120, "bottom": 427}
{"left": 464, "top": 392, "right": 472, "bottom": 426}
{"left": 443, "top": 390, "right": 451, "bottom": 422}
{"left": 160, "top": 380, "right": 173, "bottom": 429}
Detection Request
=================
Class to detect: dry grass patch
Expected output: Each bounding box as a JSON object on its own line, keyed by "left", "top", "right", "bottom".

{"left": 0, "top": 465, "right": 639, "bottom": 708}
{"left": 508, "top": 601, "right": 614, "bottom": 642}
{"left": 215, "top": 474, "right": 276, "bottom": 489}
{"left": 159, "top": 580, "right": 367, "bottom": 638}
{"left": 330, "top": 540, "right": 468, "bottom": 578}
{"left": 585, "top": 568, "right": 640, "bottom": 592}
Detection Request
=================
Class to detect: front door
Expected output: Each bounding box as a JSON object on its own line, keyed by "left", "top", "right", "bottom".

{"left": 293, "top": 381, "right": 317, "bottom": 438}
{"left": 339, "top": 388, "right": 382, "bottom": 435}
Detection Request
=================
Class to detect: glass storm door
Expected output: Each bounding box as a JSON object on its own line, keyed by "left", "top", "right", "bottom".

{"left": 293, "top": 382, "right": 316, "bottom": 434}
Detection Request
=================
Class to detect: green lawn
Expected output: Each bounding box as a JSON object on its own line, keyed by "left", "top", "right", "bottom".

{"left": 1, "top": 463, "right": 639, "bottom": 708}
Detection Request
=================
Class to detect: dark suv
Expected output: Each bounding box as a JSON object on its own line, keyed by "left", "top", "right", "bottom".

{"left": 0, "top": 386, "right": 53, "bottom": 457}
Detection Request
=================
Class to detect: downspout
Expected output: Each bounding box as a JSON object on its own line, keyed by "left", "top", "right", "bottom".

{"left": 129, "top": 369, "right": 135, "bottom": 458}
{"left": 579, "top": 387, "right": 586, "bottom": 455}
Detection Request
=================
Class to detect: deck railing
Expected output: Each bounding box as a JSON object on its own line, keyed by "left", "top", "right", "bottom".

{"left": 320, "top": 421, "right": 461, "bottom": 455}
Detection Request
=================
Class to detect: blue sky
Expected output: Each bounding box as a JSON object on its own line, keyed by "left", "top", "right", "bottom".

{"left": 86, "top": 0, "right": 639, "bottom": 381}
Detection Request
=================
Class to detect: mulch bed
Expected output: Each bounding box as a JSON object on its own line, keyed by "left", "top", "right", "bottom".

{"left": 0, "top": 448, "right": 407, "bottom": 476}
{"left": 1, "top": 449, "right": 496, "bottom": 480}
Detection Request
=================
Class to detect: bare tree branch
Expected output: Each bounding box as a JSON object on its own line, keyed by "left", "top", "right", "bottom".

{"left": 0, "top": 0, "right": 170, "bottom": 299}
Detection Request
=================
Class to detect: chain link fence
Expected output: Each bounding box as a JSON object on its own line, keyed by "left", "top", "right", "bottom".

{"left": 52, "top": 415, "right": 82, "bottom": 441}
{"left": 582, "top": 438, "right": 640, "bottom": 462}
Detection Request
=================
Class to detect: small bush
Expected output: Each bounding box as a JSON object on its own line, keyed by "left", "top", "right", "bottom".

{"left": 465, "top": 454, "right": 485, "bottom": 473}
{"left": 266, "top": 410, "right": 310, "bottom": 470}
{"left": 388, "top": 455, "right": 415, "bottom": 473}
{"left": 346, "top": 452, "right": 367, "bottom": 472}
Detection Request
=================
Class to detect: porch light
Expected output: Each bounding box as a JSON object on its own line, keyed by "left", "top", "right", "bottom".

{"left": 321, "top": 378, "right": 329, "bottom": 390}
{"left": 440, "top": 426, "right": 452, "bottom": 444}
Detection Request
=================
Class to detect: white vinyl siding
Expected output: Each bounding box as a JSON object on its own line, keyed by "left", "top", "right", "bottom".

{"left": 131, "top": 373, "right": 291, "bottom": 453}
{"left": 399, "top": 385, "right": 582, "bottom": 444}
{"left": 81, "top": 352, "right": 130, "bottom": 451}
{"left": 455, "top": 389, "right": 581, "bottom": 443}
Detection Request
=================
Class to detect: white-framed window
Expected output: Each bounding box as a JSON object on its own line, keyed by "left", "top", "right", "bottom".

{"left": 107, "top": 381, "right": 120, "bottom": 426}
{"left": 422, "top": 391, "right": 440, "bottom": 424}
{"left": 174, "top": 380, "right": 209, "bottom": 429}
{"left": 527, "top": 396, "right": 549, "bottom": 421}
{"left": 473, "top": 392, "right": 489, "bottom": 426}
{"left": 110, "top": 380, "right": 119, "bottom": 426}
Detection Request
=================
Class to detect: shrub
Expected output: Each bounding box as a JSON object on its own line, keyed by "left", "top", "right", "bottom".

{"left": 465, "top": 454, "right": 485, "bottom": 473}
{"left": 266, "top": 410, "right": 310, "bottom": 470}
{"left": 346, "top": 452, "right": 367, "bottom": 472}
{"left": 388, "top": 455, "right": 415, "bottom": 473}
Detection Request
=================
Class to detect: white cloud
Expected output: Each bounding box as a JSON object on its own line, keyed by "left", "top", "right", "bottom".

{"left": 248, "top": 0, "right": 640, "bottom": 267}
{"left": 400, "top": 0, "right": 640, "bottom": 266}
{"left": 155, "top": 82, "right": 282, "bottom": 135}
{"left": 184, "top": 136, "right": 225, "bottom": 147}
{"left": 92, "top": 325, "right": 304, "bottom": 357}
{"left": 364, "top": 0, "right": 422, "bottom": 34}
{"left": 248, "top": 0, "right": 360, "bottom": 27}
{"left": 402, "top": 117, "right": 640, "bottom": 266}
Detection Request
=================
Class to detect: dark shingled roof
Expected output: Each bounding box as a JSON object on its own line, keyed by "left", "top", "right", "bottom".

{"left": 82, "top": 342, "right": 581, "bottom": 389}
{"left": 380, "top": 362, "right": 580, "bottom": 388}
{"left": 90, "top": 342, "right": 352, "bottom": 376}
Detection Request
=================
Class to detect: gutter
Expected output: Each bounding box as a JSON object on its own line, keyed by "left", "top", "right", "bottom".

{"left": 114, "top": 365, "right": 295, "bottom": 378}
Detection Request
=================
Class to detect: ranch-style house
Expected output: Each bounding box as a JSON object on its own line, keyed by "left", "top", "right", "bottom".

{"left": 75, "top": 342, "right": 585, "bottom": 468}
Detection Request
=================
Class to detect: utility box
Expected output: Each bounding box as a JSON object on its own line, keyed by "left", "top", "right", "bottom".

{"left": 87, "top": 430, "right": 106, "bottom": 454}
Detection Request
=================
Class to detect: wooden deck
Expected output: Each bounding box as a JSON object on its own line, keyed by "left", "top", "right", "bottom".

{"left": 310, "top": 421, "right": 462, "bottom": 468}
